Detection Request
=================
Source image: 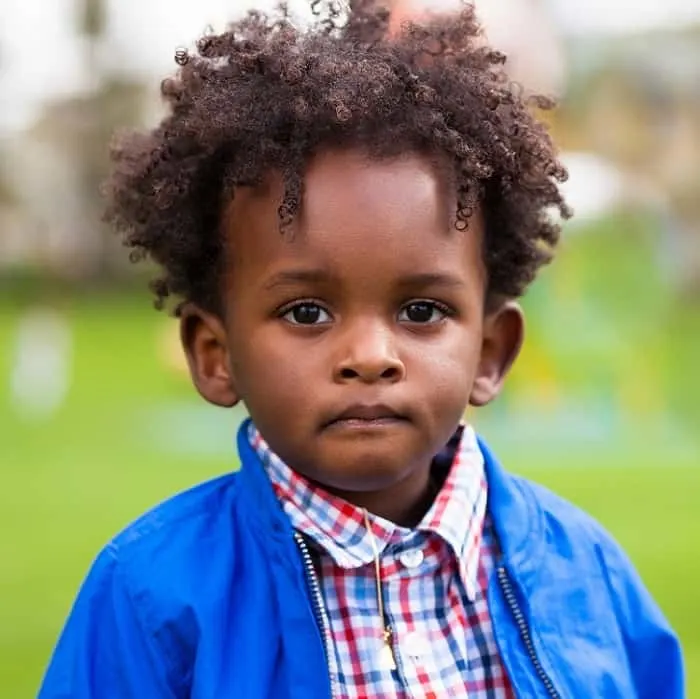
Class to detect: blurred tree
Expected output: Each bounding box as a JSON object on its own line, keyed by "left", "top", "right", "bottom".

{"left": 0, "top": 170, "right": 15, "bottom": 207}
{"left": 81, "top": 0, "right": 106, "bottom": 37}
{"left": 0, "top": 43, "right": 22, "bottom": 267}
{"left": 25, "top": 79, "right": 148, "bottom": 279}
{"left": 7, "top": 0, "right": 149, "bottom": 280}
{"left": 0, "top": 46, "right": 13, "bottom": 207}
{"left": 557, "top": 24, "right": 700, "bottom": 298}
{"left": 72, "top": 0, "right": 145, "bottom": 278}
{"left": 0, "top": 152, "right": 20, "bottom": 265}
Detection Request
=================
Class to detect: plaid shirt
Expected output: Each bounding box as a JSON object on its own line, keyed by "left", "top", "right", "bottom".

{"left": 250, "top": 423, "right": 514, "bottom": 699}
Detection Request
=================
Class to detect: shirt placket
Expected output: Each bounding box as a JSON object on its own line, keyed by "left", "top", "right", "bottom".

{"left": 385, "top": 538, "right": 458, "bottom": 699}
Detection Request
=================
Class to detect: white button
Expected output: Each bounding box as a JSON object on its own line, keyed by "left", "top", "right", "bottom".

{"left": 404, "top": 632, "right": 429, "bottom": 659}
{"left": 398, "top": 549, "right": 424, "bottom": 568}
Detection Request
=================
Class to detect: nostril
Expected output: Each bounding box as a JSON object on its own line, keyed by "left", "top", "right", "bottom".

{"left": 336, "top": 358, "right": 404, "bottom": 383}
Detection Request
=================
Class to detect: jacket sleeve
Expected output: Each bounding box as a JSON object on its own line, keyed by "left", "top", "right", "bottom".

{"left": 601, "top": 534, "right": 685, "bottom": 699}
{"left": 38, "top": 546, "right": 178, "bottom": 699}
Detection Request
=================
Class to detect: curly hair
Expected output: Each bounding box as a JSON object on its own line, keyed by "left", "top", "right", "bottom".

{"left": 105, "top": 0, "right": 571, "bottom": 314}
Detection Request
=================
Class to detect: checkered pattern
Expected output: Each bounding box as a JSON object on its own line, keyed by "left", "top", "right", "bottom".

{"left": 250, "top": 423, "right": 514, "bottom": 699}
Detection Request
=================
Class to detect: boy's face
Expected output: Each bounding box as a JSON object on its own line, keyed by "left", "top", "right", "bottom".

{"left": 182, "top": 149, "right": 522, "bottom": 522}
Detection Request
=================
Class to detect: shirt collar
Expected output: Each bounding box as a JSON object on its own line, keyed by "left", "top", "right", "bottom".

{"left": 249, "top": 421, "right": 487, "bottom": 601}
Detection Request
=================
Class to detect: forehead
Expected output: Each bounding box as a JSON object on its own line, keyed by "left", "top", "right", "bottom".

{"left": 222, "top": 149, "right": 485, "bottom": 289}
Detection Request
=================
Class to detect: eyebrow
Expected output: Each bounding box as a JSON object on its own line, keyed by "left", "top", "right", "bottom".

{"left": 395, "top": 272, "right": 465, "bottom": 289}
{"left": 262, "top": 269, "right": 334, "bottom": 291}
{"left": 262, "top": 269, "right": 465, "bottom": 291}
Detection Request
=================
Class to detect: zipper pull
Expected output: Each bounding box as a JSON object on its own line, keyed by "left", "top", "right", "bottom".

{"left": 379, "top": 628, "right": 397, "bottom": 671}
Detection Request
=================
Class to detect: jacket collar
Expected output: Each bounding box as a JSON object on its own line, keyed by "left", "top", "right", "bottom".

{"left": 477, "top": 436, "right": 543, "bottom": 587}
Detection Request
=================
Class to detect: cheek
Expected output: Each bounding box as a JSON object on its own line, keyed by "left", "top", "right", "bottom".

{"left": 232, "top": 327, "right": 321, "bottom": 402}
{"left": 406, "top": 330, "right": 480, "bottom": 398}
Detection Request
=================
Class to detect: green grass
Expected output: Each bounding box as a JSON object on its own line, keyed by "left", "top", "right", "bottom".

{"left": 1, "top": 291, "right": 698, "bottom": 697}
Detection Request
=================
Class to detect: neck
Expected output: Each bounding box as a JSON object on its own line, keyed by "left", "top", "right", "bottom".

{"left": 321, "top": 465, "right": 439, "bottom": 527}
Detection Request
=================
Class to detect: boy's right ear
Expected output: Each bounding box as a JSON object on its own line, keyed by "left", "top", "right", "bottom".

{"left": 179, "top": 304, "right": 239, "bottom": 408}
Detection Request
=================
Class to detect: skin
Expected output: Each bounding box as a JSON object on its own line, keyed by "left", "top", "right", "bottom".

{"left": 180, "top": 149, "right": 523, "bottom": 526}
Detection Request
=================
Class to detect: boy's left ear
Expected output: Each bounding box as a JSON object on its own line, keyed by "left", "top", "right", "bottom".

{"left": 469, "top": 300, "right": 524, "bottom": 407}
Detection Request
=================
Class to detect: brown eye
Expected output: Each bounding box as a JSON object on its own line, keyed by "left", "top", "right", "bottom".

{"left": 283, "top": 303, "right": 331, "bottom": 325}
{"left": 399, "top": 301, "right": 448, "bottom": 324}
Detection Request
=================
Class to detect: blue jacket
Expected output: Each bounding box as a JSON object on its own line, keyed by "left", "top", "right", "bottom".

{"left": 39, "top": 420, "right": 684, "bottom": 698}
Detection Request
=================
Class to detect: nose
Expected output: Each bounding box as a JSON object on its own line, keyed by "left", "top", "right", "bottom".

{"left": 333, "top": 319, "right": 406, "bottom": 384}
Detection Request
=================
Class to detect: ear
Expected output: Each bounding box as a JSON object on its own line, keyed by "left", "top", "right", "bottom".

{"left": 179, "top": 303, "right": 239, "bottom": 408}
{"left": 469, "top": 300, "right": 524, "bottom": 407}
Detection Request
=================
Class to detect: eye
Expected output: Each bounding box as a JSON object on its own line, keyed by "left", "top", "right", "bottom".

{"left": 398, "top": 301, "right": 450, "bottom": 324}
{"left": 282, "top": 302, "right": 332, "bottom": 326}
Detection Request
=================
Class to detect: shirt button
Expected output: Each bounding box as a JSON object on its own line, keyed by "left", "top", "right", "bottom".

{"left": 404, "top": 632, "right": 429, "bottom": 659}
{"left": 398, "top": 549, "right": 424, "bottom": 569}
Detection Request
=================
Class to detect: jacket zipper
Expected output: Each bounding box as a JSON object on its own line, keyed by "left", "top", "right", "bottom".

{"left": 496, "top": 565, "right": 562, "bottom": 699}
{"left": 294, "top": 532, "right": 340, "bottom": 699}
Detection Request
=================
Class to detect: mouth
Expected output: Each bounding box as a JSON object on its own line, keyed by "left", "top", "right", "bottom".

{"left": 323, "top": 404, "right": 409, "bottom": 430}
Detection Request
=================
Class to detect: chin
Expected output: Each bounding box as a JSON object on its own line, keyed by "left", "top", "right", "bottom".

{"left": 322, "top": 469, "right": 406, "bottom": 494}
{"left": 314, "top": 444, "right": 415, "bottom": 491}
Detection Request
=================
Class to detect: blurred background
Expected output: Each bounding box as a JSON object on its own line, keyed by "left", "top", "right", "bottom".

{"left": 1, "top": 0, "right": 698, "bottom": 695}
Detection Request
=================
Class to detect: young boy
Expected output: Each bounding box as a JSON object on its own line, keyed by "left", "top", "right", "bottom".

{"left": 39, "top": 2, "right": 683, "bottom": 697}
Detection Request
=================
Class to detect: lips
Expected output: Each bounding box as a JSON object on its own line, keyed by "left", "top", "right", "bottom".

{"left": 324, "top": 403, "right": 408, "bottom": 429}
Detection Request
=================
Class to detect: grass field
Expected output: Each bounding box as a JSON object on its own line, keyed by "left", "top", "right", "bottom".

{"left": 1, "top": 291, "right": 698, "bottom": 697}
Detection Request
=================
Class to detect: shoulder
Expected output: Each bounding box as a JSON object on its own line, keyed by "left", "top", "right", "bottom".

{"left": 508, "top": 472, "right": 636, "bottom": 575}
{"left": 513, "top": 474, "right": 610, "bottom": 543}
{"left": 508, "top": 473, "right": 684, "bottom": 695}
{"left": 110, "top": 471, "right": 242, "bottom": 561}
{"left": 98, "top": 471, "right": 246, "bottom": 611}
{"left": 480, "top": 438, "right": 622, "bottom": 569}
{"left": 103, "top": 472, "right": 250, "bottom": 646}
{"left": 491, "top": 465, "right": 653, "bottom": 612}
{"left": 39, "top": 472, "right": 250, "bottom": 696}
